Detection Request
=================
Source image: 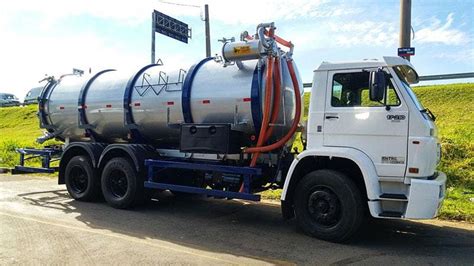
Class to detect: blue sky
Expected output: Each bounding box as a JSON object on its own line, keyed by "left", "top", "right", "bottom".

{"left": 0, "top": 0, "right": 472, "bottom": 99}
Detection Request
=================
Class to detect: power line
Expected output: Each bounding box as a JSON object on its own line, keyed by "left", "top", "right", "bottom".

{"left": 158, "top": 0, "right": 201, "bottom": 8}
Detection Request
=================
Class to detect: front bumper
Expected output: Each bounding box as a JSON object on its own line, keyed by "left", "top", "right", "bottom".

{"left": 405, "top": 171, "right": 447, "bottom": 219}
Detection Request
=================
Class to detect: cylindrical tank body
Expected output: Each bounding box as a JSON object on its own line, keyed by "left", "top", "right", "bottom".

{"left": 46, "top": 75, "right": 88, "bottom": 141}
{"left": 84, "top": 70, "right": 131, "bottom": 142}
{"left": 40, "top": 56, "right": 303, "bottom": 149}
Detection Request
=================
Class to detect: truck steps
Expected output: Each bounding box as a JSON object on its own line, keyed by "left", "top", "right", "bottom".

{"left": 379, "top": 211, "right": 403, "bottom": 218}
{"left": 379, "top": 193, "right": 408, "bottom": 201}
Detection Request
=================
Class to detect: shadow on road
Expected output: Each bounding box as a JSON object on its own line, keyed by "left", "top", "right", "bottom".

{"left": 18, "top": 189, "right": 474, "bottom": 264}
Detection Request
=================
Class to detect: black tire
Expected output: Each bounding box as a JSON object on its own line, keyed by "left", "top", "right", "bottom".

{"left": 101, "top": 157, "right": 148, "bottom": 209}
{"left": 65, "top": 155, "right": 100, "bottom": 201}
{"left": 294, "top": 169, "right": 364, "bottom": 242}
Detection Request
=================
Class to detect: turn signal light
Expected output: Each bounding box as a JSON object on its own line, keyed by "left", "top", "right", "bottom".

{"left": 409, "top": 168, "right": 419, "bottom": 174}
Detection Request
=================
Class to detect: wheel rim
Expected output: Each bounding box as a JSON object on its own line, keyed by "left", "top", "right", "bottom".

{"left": 108, "top": 169, "right": 128, "bottom": 198}
{"left": 307, "top": 187, "right": 341, "bottom": 227}
{"left": 70, "top": 166, "right": 88, "bottom": 194}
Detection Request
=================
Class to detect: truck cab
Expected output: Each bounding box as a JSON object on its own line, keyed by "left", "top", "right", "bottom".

{"left": 282, "top": 57, "right": 446, "bottom": 235}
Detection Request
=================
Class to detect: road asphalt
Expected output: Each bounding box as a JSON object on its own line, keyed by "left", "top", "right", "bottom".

{"left": 0, "top": 174, "right": 473, "bottom": 265}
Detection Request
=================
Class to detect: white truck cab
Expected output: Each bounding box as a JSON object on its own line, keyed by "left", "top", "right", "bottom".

{"left": 282, "top": 57, "right": 446, "bottom": 232}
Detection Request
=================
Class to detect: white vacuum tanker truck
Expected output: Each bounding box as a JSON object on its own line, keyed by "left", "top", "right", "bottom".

{"left": 15, "top": 23, "right": 446, "bottom": 242}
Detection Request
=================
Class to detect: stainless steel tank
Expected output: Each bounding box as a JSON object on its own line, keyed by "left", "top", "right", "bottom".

{"left": 40, "top": 56, "right": 303, "bottom": 148}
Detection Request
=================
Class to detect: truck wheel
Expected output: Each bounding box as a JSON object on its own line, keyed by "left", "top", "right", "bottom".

{"left": 65, "top": 155, "right": 100, "bottom": 201}
{"left": 101, "top": 157, "right": 147, "bottom": 209}
{"left": 294, "top": 170, "right": 364, "bottom": 242}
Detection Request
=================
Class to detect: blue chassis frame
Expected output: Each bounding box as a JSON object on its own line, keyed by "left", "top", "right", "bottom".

{"left": 13, "top": 148, "right": 62, "bottom": 174}
{"left": 144, "top": 159, "right": 262, "bottom": 201}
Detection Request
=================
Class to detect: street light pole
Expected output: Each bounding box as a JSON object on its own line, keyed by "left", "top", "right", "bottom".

{"left": 204, "top": 4, "right": 211, "bottom": 57}
{"left": 151, "top": 11, "right": 156, "bottom": 64}
{"left": 399, "top": 0, "right": 412, "bottom": 61}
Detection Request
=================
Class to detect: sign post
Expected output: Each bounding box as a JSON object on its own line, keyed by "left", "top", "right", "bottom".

{"left": 151, "top": 10, "right": 191, "bottom": 63}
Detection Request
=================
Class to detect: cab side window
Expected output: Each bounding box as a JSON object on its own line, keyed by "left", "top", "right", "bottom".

{"left": 331, "top": 71, "right": 400, "bottom": 107}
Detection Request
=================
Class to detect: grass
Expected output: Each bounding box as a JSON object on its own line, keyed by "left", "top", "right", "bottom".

{"left": 411, "top": 83, "right": 473, "bottom": 222}
{"left": 0, "top": 83, "right": 473, "bottom": 221}
{"left": 0, "top": 105, "right": 59, "bottom": 167}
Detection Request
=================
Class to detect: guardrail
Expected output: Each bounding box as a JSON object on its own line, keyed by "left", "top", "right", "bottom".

{"left": 418, "top": 72, "right": 474, "bottom": 81}
{"left": 302, "top": 72, "right": 474, "bottom": 88}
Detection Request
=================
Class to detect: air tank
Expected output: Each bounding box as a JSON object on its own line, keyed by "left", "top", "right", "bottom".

{"left": 39, "top": 56, "right": 303, "bottom": 149}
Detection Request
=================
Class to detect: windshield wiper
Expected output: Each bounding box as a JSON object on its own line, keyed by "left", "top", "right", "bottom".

{"left": 421, "top": 108, "right": 436, "bottom": 121}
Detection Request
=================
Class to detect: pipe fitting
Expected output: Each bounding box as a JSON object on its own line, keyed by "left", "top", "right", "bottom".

{"left": 256, "top": 22, "right": 275, "bottom": 49}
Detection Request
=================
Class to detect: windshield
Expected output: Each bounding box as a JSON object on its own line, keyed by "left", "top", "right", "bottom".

{"left": 400, "top": 80, "right": 424, "bottom": 110}
{"left": 394, "top": 67, "right": 424, "bottom": 111}
{"left": 2, "top": 94, "right": 16, "bottom": 100}
{"left": 26, "top": 87, "right": 42, "bottom": 98}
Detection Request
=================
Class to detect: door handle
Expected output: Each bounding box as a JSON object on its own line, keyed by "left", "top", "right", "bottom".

{"left": 325, "top": 115, "right": 339, "bottom": 119}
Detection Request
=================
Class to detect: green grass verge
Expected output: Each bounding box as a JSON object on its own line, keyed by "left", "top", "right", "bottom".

{"left": 413, "top": 83, "right": 473, "bottom": 222}
{"left": 1, "top": 84, "right": 473, "bottom": 221}
{"left": 0, "top": 105, "right": 60, "bottom": 167}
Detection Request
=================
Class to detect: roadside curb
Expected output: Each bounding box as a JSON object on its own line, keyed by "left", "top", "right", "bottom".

{"left": 0, "top": 168, "right": 12, "bottom": 173}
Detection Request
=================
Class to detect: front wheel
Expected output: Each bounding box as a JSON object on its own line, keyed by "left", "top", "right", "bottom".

{"left": 294, "top": 170, "right": 364, "bottom": 242}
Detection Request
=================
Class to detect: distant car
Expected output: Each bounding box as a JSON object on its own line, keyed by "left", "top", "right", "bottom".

{"left": 24, "top": 87, "right": 43, "bottom": 105}
{"left": 0, "top": 93, "right": 21, "bottom": 107}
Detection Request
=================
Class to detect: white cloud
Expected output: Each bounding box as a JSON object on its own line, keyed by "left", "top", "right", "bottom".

{"left": 0, "top": 0, "right": 330, "bottom": 27}
{"left": 414, "top": 13, "right": 469, "bottom": 45}
{"left": 0, "top": 27, "right": 195, "bottom": 100}
{"left": 330, "top": 21, "right": 398, "bottom": 47}
{"left": 289, "top": 12, "right": 470, "bottom": 50}
{"left": 0, "top": 0, "right": 367, "bottom": 29}
{"left": 433, "top": 49, "right": 474, "bottom": 63}
{"left": 288, "top": 20, "right": 399, "bottom": 51}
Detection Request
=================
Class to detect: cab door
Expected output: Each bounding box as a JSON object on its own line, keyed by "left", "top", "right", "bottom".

{"left": 323, "top": 69, "right": 409, "bottom": 177}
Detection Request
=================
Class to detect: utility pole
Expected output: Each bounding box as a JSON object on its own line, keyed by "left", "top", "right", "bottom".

{"left": 151, "top": 11, "right": 156, "bottom": 64}
{"left": 399, "top": 0, "right": 412, "bottom": 61}
{"left": 204, "top": 4, "right": 211, "bottom": 57}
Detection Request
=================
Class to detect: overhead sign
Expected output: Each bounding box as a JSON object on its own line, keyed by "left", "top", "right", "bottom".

{"left": 153, "top": 10, "right": 191, "bottom": 43}
{"left": 398, "top": 47, "right": 415, "bottom": 57}
{"left": 72, "top": 68, "right": 84, "bottom": 76}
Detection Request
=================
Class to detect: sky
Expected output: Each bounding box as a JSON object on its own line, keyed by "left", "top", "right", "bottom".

{"left": 0, "top": 0, "right": 473, "bottom": 100}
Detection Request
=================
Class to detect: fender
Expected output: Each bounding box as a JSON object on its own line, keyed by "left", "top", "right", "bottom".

{"left": 281, "top": 147, "right": 381, "bottom": 201}
{"left": 98, "top": 144, "right": 157, "bottom": 173}
{"left": 58, "top": 142, "right": 107, "bottom": 184}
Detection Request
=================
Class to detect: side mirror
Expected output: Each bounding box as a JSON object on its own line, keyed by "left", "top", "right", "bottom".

{"left": 369, "top": 69, "right": 386, "bottom": 102}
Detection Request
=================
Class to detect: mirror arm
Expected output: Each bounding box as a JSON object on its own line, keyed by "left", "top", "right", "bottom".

{"left": 383, "top": 80, "right": 387, "bottom": 107}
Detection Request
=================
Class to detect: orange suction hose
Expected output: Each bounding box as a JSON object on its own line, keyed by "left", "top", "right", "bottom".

{"left": 264, "top": 30, "right": 293, "bottom": 48}
{"left": 249, "top": 56, "right": 274, "bottom": 167}
{"left": 244, "top": 59, "right": 301, "bottom": 154}
{"left": 263, "top": 58, "right": 281, "bottom": 142}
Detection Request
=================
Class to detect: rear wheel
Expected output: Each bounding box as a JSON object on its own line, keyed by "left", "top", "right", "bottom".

{"left": 294, "top": 170, "right": 364, "bottom": 242}
{"left": 65, "top": 155, "right": 100, "bottom": 201}
{"left": 101, "top": 157, "right": 148, "bottom": 209}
